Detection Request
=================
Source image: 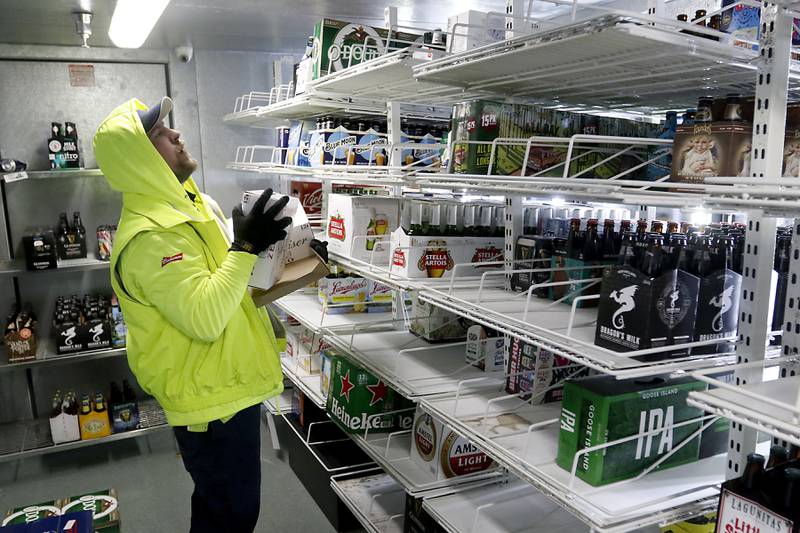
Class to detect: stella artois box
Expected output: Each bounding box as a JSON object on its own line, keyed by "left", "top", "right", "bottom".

{"left": 241, "top": 191, "right": 315, "bottom": 291}
{"left": 60, "top": 489, "right": 121, "bottom": 531}
{"left": 556, "top": 375, "right": 705, "bottom": 486}
{"left": 327, "top": 194, "right": 400, "bottom": 264}
{"left": 411, "top": 408, "right": 495, "bottom": 481}
{"left": 318, "top": 275, "right": 369, "bottom": 314}
{"left": 326, "top": 356, "right": 413, "bottom": 434}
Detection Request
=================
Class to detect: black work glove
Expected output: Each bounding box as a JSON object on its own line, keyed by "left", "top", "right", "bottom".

{"left": 230, "top": 189, "right": 292, "bottom": 255}
{"left": 310, "top": 239, "right": 329, "bottom": 263}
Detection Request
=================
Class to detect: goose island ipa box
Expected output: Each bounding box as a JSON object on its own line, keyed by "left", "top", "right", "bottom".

{"left": 556, "top": 375, "right": 706, "bottom": 486}
{"left": 326, "top": 356, "right": 413, "bottom": 434}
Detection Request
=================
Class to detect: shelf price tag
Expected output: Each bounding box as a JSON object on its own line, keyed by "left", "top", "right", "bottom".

{"left": 3, "top": 171, "right": 28, "bottom": 183}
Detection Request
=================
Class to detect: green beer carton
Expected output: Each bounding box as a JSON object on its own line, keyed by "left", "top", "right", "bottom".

{"left": 2, "top": 500, "right": 62, "bottom": 526}
{"left": 60, "top": 488, "right": 120, "bottom": 531}
{"left": 326, "top": 356, "right": 413, "bottom": 434}
{"left": 556, "top": 375, "right": 706, "bottom": 486}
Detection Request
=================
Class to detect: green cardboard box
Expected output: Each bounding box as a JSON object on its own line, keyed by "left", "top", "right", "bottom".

{"left": 556, "top": 375, "right": 706, "bottom": 486}
{"left": 60, "top": 488, "right": 120, "bottom": 531}
{"left": 2, "top": 500, "right": 62, "bottom": 526}
{"left": 312, "top": 18, "right": 421, "bottom": 79}
{"left": 326, "top": 356, "right": 413, "bottom": 434}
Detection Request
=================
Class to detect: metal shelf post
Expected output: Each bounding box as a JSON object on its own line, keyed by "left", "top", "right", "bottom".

{"left": 727, "top": 0, "right": 793, "bottom": 479}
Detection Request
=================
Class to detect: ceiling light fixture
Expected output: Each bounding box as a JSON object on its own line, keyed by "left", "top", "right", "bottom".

{"left": 108, "top": 0, "right": 170, "bottom": 49}
{"left": 72, "top": 11, "right": 93, "bottom": 48}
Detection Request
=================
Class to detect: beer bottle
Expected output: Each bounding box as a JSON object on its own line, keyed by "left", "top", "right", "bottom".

{"left": 523, "top": 206, "right": 538, "bottom": 236}
{"left": 476, "top": 205, "right": 493, "bottom": 237}
{"left": 50, "top": 391, "right": 63, "bottom": 418}
{"left": 680, "top": 222, "right": 691, "bottom": 234}
{"left": 408, "top": 202, "right": 424, "bottom": 236}
{"left": 429, "top": 204, "right": 443, "bottom": 237}
{"left": 93, "top": 392, "right": 106, "bottom": 413}
{"left": 617, "top": 220, "right": 631, "bottom": 254}
{"left": 445, "top": 204, "right": 460, "bottom": 236}
{"left": 73, "top": 212, "right": 85, "bottom": 240}
{"left": 724, "top": 94, "right": 744, "bottom": 122}
{"left": 635, "top": 219, "right": 649, "bottom": 263}
{"left": 65, "top": 391, "right": 79, "bottom": 415}
{"left": 737, "top": 452, "right": 765, "bottom": 496}
{"left": 711, "top": 235, "right": 734, "bottom": 271}
{"left": 601, "top": 219, "right": 616, "bottom": 258}
{"left": 50, "top": 122, "right": 62, "bottom": 141}
{"left": 666, "top": 221, "right": 679, "bottom": 240}
{"left": 400, "top": 200, "right": 411, "bottom": 233}
{"left": 582, "top": 219, "right": 600, "bottom": 261}
{"left": 690, "top": 235, "right": 713, "bottom": 277}
{"left": 650, "top": 220, "right": 664, "bottom": 234}
{"left": 65, "top": 122, "right": 78, "bottom": 140}
{"left": 493, "top": 205, "right": 505, "bottom": 238}
{"left": 779, "top": 468, "right": 800, "bottom": 523}
{"left": 696, "top": 96, "right": 715, "bottom": 123}
{"left": 641, "top": 233, "right": 665, "bottom": 277}
{"left": 420, "top": 202, "right": 432, "bottom": 236}
{"left": 122, "top": 379, "right": 137, "bottom": 402}
{"left": 618, "top": 232, "right": 638, "bottom": 268}
{"left": 773, "top": 234, "right": 792, "bottom": 332}
{"left": 80, "top": 395, "right": 92, "bottom": 415}
{"left": 566, "top": 218, "right": 583, "bottom": 260}
{"left": 462, "top": 205, "right": 478, "bottom": 237}
{"left": 668, "top": 232, "right": 687, "bottom": 270}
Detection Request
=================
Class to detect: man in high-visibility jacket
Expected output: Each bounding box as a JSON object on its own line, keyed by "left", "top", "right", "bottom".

{"left": 94, "top": 96, "right": 291, "bottom": 533}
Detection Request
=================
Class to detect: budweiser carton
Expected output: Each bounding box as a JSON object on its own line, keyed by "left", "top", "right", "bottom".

{"left": 326, "top": 194, "right": 400, "bottom": 264}
{"left": 241, "top": 191, "right": 314, "bottom": 291}
{"left": 389, "top": 227, "right": 503, "bottom": 279}
{"left": 410, "top": 407, "right": 494, "bottom": 480}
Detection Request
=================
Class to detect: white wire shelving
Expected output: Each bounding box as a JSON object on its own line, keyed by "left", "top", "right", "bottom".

{"left": 281, "top": 353, "right": 326, "bottom": 409}
{"left": 330, "top": 471, "right": 406, "bottom": 533}
{"left": 263, "top": 387, "right": 294, "bottom": 416}
{"left": 272, "top": 291, "right": 391, "bottom": 334}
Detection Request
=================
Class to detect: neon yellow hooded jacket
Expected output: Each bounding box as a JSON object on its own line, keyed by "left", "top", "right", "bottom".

{"left": 93, "top": 99, "right": 283, "bottom": 426}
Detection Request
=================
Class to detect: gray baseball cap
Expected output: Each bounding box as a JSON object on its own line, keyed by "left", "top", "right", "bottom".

{"left": 137, "top": 96, "right": 173, "bottom": 133}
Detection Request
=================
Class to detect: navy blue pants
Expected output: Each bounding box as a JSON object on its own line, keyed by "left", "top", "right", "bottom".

{"left": 173, "top": 404, "right": 262, "bottom": 533}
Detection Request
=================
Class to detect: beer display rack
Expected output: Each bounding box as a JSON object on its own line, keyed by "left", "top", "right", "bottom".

{"left": 330, "top": 470, "right": 406, "bottom": 533}
{"left": 281, "top": 353, "right": 326, "bottom": 409}
{"left": 0, "top": 343, "right": 125, "bottom": 373}
{"left": 0, "top": 257, "right": 110, "bottom": 277}
{"left": 263, "top": 387, "right": 294, "bottom": 416}
{"left": 422, "top": 478, "right": 588, "bottom": 533}
{"left": 2, "top": 169, "right": 104, "bottom": 181}
{"left": 0, "top": 398, "right": 167, "bottom": 463}
{"left": 273, "top": 291, "right": 390, "bottom": 333}
{"left": 324, "top": 322, "right": 505, "bottom": 399}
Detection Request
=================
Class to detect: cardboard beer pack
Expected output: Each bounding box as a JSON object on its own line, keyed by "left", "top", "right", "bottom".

{"left": 59, "top": 489, "right": 120, "bottom": 531}
{"left": 309, "top": 125, "right": 360, "bottom": 166}
{"left": 54, "top": 320, "right": 113, "bottom": 355}
{"left": 451, "top": 100, "right": 503, "bottom": 175}
{"left": 326, "top": 194, "right": 400, "bottom": 264}
{"left": 326, "top": 356, "right": 413, "bottom": 434}
{"left": 446, "top": 10, "right": 506, "bottom": 54}
{"left": 505, "top": 337, "right": 589, "bottom": 402}
{"left": 286, "top": 120, "right": 315, "bottom": 166}
{"left": 354, "top": 127, "right": 388, "bottom": 166}
{"left": 312, "top": 18, "right": 422, "bottom": 79}
{"left": 241, "top": 191, "right": 329, "bottom": 302}
{"left": 692, "top": 269, "right": 742, "bottom": 355}
{"left": 290, "top": 180, "right": 323, "bottom": 216}
{"left": 594, "top": 266, "right": 699, "bottom": 358}
{"left": 317, "top": 274, "right": 368, "bottom": 314}
{"left": 2, "top": 500, "right": 62, "bottom": 527}
{"left": 510, "top": 236, "right": 553, "bottom": 297}
{"left": 0, "top": 511, "right": 94, "bottom": 533}
{"left": 556, "top": 375, "right": 706, "bottom": 486}
{"left": 464, "top": 325, "right": 505, "bottom": 371}
{"left": 411, "top": 407, "right": 495, "bottom": 480}
{"left": 670, "top": 121, "right": 752, "bottom": 185}
{"left": 409, "top": 293, "right": 472, "bottom": 342}
{"left": 389, "top": 227, "right": 503, "bottom": 280}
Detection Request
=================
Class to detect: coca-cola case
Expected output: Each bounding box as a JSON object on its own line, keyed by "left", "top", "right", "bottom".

{"left": 595, "top": 266, "right": 699, "bottom": 358}
{"left": 692, "top": 269, "right": 742, "bottom": 355}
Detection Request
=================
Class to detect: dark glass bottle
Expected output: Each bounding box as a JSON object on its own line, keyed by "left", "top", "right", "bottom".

{"left": 641, "top": 233, "right": 665, "bottom": 277}
{"left": 582, "top": 219, "right": 600, "bottom": 261}
{"left": 696, "top": 96, "right": 715, "bottom": 123}
{"left": 618, "top": 232, "right": 638, "bottom": 268}
{"left": 691, "top": 235, "right": 713, "bottom": 277}
{"left": 668, "top": 232, "right": 688, "bottom": 271}
{"left": 566, "top": 218, "right": 583, "bottom": 260}
{"left": 711, "top": 235, "right": 735, "bottom": 271}
{"left": 601, "top": 219, "right": 616, "bottom": 259}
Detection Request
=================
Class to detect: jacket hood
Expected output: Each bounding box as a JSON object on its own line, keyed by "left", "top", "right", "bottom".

{"left": 93, "top": 98, "right": 208, "bottom": 227}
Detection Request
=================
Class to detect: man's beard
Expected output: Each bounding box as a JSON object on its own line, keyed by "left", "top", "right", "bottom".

{"left": 174, "top": 157, "right": 198, "bottom": 184}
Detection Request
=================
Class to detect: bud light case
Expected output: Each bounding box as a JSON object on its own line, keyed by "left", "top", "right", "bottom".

{"left": 594, "top": 266, "right": 699, "bottom": 359}
{"left": 556, "top": 374, "right": 705, "bottom": 486}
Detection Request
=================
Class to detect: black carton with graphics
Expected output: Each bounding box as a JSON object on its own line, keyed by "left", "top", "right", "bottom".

{"left": 510, "top": 236, "right": 553, "bottom": 297}
{"left": 54, "top": 321, "right": 112, "bottom": 355}
{"left": 692, "top": 270, "right": 742, "bottom": 355}
{"left": 595, "top": 266, "right": 699, "bottom": 358}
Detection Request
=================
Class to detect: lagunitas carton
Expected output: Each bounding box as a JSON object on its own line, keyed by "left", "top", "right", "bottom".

{"left": 326, "top": 357, "right": 413, "bottom": 434}
{"left": 594, "top": 266, "right": 699, "bottom": 358}
{"left": 312, "top": 18, "right": 422, "bottom": 79}
{"left": 411, "top": 407, "right": 494, "bottom": 480}
{"left": 318, "top": 274, "right": 368, "bottom": 314}
{"left": 290, "top": 181, "right": 323, "bottom": 216}
{"left": 326, "top": 194, "right": 400, "bottom": 264}
{"left": 505, "top": 337, "right": 589, "bottom": 402}
{"left": 241, "top": 191, "right": 314, "bottom": 291}
{"left": 556, "top": 375, "right": 706, "bottom": 486}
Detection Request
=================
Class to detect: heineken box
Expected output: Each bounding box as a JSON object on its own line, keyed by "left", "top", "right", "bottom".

{"left": 505, "top": 337, "right": 589, "bottom": 402}
{"left": 326, "top": 356, "right": 413, "bottom": 434}
{"left": 409, "top": 293, "right": 471, "bottom": 343}
{"left": 2, "top": 501, "right": 62, "bottom": 527}
{"left": 60, "top": 489, "right": 120, "bottom": 531}
{"left": 510, "top": 236, "right": 553, "bottom": 297}
{"left": 692, "top": 269, "right": 742, "bottom": 356}
{"left": 388, "top": 227, "right": 503, "bottom": 280}
{"left": 411, "top": 407, "right": 495, "bottom": 480}
{"left": 594, "top": 266, "right": 699, "bottom": 358}
{"left": 326, "top": 194, "right": 400, "bottom": 264}
{"left": 312, "top": 19, "right": 421, "bottom": 79}
{"left": 556, "top": 375, "right": 706, "bottom": 486}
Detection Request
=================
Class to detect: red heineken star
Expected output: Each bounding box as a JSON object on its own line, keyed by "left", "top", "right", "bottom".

{"left": 366, "top": 379, "right": 388, "bottom": 406}
{"left": 339, "top": 370, "right": 355, "bottom": 402}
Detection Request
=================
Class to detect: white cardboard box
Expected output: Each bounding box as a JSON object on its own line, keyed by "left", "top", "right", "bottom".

{"left": 465, "top": 325, "right": 506, "bottom": 371}
{"left": 447, "top": 10, "right": 506, "bottom": 54}
{"left": 410, "top": 407, "right": 494, "bottom": 480}
{"left": 242, "top": 190, "right": 315, "bottom": 291}
{"left": 326, "top": 194, "right": 400, "bottom": 264}
{"left": 49, "top": 411, "right": 80, "bottom": 444}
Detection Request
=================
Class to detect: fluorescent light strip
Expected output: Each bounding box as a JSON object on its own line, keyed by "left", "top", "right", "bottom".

{"left": 108, "top": 0, "right": 170, "bottom": 49}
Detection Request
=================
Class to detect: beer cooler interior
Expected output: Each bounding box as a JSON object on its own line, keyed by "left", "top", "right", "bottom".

{"left": 3, "top": 0, "right": 800, "bottom": 532}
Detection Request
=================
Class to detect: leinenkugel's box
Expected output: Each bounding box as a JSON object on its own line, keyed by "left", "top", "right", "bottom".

{"left": 326, "top": 356, "right": 413, "bottom": 434}
{"left": 556, "top": 375, "right": 706, "bottom": 486}
{"left": 389, "top": 228, "right": 503, "bottom": 279}
{"left": 594, "top": 266, "right": 699, "bottom": 359}
{"left": 242, "top": 191, "right": 329, "bottom": 303}
{"left": 326, "top": 194, "right": 400, "bottom": 264}
{"left": 410, "top": 407, "right": 494, "bottom": 481}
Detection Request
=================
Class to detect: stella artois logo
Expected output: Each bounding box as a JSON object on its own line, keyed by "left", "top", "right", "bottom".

{"left": 471, "top": 246, "right": 502, "bottom": 264}
{"left": 328, "top": 215, "right": 345, "bottom": 241}
{"left": 392, "top": 248, "right": 406, "bottom": 267}
{"left": 417, "top": 240, "right": 454, "bottom": 278}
